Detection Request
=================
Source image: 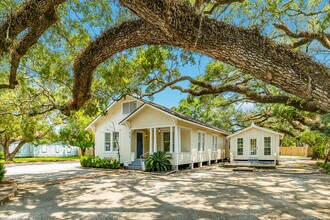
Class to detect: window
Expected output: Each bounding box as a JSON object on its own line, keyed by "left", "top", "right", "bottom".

{"left": 55, "top": 145, "right": 59, "bottom": 153}
{"left": 264, "top": 137, "right": 271, "bottom": 155}
{"left": 105, "top": 132, "right": 120, "bottom": 152}
{"left": 237, "top": 138, "right": 243, "bottom": 155}
{"left": 42, "top": 145, "right": 47, "bottom": 153}
{"left": 212, "top": 135, "right": 218, "bottom": 151}
{"left": 123, "top": 101, "right": 137, "bottom": 114}
{"left": 105, "top": 133, "right": 111, "bottom": 151}
{"left": 163, "top": 132, "right": 170, "bottom": 152}
{"left": 198, "top": 132, "right": 205, "bottom": 151}
{"left": 113, "top": 132, "right": 119, "bottom": 151}
{"left": 67, "top": 146, "right": 71, "bottom": 154}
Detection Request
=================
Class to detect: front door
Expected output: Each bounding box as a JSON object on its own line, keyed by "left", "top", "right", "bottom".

{"left": 136, "top": 132, "right": 143, "bottom": 158}
{"left": 250, "top": 138, "right": 258, "bottom": 158}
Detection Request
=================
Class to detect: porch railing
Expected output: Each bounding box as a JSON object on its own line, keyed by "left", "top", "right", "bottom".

{"left": 171, "top": 149, "right": 226, "bottom": 165}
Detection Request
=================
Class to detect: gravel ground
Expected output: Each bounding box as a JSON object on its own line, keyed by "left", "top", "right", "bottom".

{"left": 0, "top": 158, "right": 329, "bottom": 220}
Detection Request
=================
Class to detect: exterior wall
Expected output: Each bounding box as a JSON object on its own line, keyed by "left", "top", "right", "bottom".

{"left": 229, "top": 127, "right": 280, "bottom": 160}
{"left": 1, "top": 142, "right": 78, "bottom": 157}
{"left": 128, "top": 106, "right": 175, "bottom": 129}
{"left": 173, "top": 120, "right": 228, "bottom": 165}
{"left": 94, "top": 96, "right": 144, "bottom": 163}
{"left": 92, "top": 96, "right": 229, "bottom": 166}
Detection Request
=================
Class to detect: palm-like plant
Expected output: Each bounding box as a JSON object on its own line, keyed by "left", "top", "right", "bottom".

{"left": 145, "top": 151, "right": 172, "bottom": 172}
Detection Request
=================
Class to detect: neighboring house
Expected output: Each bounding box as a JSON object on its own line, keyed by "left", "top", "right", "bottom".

{"left": 227, "top": 123, "right": 284, "bottom": 163}
{"left": 86, "top": 96, "right": 231, "bottom": 170}
{"left": 0, "top": 142, "right": 78, "bottom": 157}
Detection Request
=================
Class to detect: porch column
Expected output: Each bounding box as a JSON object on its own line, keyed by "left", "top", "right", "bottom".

{"left": 154, "top": 128, "right": 157, "bottom": 152}
{"left": 170, "top": 126, "right": 173, "bottom": 153}
{"left": 149, "top": 128, "right": 153, "bottom": 154}
{"left": 178, "top": 127, "right": 181, "bottom": 153}
{"left": 174, "top": 126, "right": 179, "bottom": 153}
{"left": 129, "top": 130, "right": 132, "bottom": 161}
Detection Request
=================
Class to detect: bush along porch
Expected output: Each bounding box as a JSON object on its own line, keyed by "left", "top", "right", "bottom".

{"left": 80, "top": 156, "right": 120, "bottom": 169}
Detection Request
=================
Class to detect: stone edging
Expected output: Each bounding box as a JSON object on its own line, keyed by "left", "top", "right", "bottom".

{"left": 0, "top": 178, "right": 18, "bottom": 206}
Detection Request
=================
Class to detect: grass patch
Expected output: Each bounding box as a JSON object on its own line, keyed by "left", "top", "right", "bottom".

{"left": 3, "top": 156, "right": 80, "bottom": 163}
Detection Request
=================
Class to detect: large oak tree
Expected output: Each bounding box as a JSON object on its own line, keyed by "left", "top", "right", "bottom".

{"left": 0, "top": 0, "right": 329, "bottom": 115}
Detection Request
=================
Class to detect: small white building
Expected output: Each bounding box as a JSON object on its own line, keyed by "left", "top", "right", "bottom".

{"left": 227, "top": 123, "right": 284, "bottom": 163}
{"left": 86, "top": 96, "right": 231, "bottom": 170}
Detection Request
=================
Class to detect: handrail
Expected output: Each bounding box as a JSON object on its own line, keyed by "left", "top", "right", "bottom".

{"left": 140, "top": 151, "right": 150, "bottom": 160}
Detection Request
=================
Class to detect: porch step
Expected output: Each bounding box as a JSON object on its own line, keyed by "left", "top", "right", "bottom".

{"left": 126, "top": 159, "right": 144, "bottom": 170}
{"left": 233, "top": 168, "right": 255, "bottom": 172}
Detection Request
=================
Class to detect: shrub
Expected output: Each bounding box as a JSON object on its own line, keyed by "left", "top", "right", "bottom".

{"left": 80, "top": 156, "right": 120, "bottom": 169}
{"left": 0, "top": 152, "right": 4, "bottom": 160}
{"left": 145, "top": 151, "right": 172, "bottom": 172}
{"left": 80, "top": 156, "right": 94, "bottom": 167}
{"left": 316, "top": 162, "right": 330, "bottom": 174}
{"left": 0, "top": 163, "right": 5, "bottom": 182}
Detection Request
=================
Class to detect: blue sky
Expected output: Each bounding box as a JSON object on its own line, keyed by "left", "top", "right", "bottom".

{"left": 152, "top": 55, "right": 212, "bottom": 108}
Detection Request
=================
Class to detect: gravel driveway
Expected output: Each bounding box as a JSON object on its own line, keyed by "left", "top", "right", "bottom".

{"left": 0, "top": 158, "right": 329, "bottom": 220}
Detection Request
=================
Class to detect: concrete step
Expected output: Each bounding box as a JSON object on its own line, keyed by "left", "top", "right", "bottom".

{"left": 127, "top": 165, "right": 143, "bottom": 170}
{"left": 233, "top": 168, "right": 254, "bottom": 172}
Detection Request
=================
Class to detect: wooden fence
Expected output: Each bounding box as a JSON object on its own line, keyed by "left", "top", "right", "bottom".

{"left": 280, "top": 146, "right": 313, "bottom": 157}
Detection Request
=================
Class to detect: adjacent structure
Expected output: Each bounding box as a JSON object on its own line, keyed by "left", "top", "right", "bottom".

{"left": 226, "top": 123, "right": 284, "bottom": 163}
{"left": 86, "top": 96, "right": 231, "bottom": 170}
{"left": 0, "top": 142, "right": 78, "bottom": 157}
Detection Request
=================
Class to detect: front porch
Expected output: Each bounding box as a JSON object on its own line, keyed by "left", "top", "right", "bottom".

{"left": 127, "top": 126, "right": 226, "bottom": 170}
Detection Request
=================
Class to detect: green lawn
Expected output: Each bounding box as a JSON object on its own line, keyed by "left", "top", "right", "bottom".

{"left": 8, "top": 156, "right": 80, "bottom": 163}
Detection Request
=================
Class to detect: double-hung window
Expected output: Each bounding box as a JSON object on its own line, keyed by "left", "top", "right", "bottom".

{"left": 123, "top": 101, "right": 137, "bottom": 114}
{"left": 42, "top": 145, "right": 47, "bottom": 153}
{"left": 212, "top": 135, "right": 218, "bottom": 151}
{"left": 163, "top": 132, "right": 170, "bottom": 152}
{"left": 55, "top": 145, "right": 59, "bottom": 153}
{"left": 198, "top": 132, "right": 205, "bottom": 151}
{"left": 105, "top": 132, "right": 120, "bottom": 152}
{"left": 237, "top": 138, "right": 243, "bottom": 155}
{"left": 264, "top": 137, "right": 271, "bottom": 155}
{"left": 105, "top": 133, "right": 111, "bottom": 151}
{"left": 113, "top": 132, "right": 119, "bottom": 151}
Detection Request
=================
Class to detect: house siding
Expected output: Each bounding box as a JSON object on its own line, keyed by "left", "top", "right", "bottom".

{"left": 229, "top": 127, "right": 280, "bottom": 160}
{"left": 0, "top": 142, "right": 78, "bottom": 157}
{"left": 94, "top": 96, "right": 144, "bottom": 162}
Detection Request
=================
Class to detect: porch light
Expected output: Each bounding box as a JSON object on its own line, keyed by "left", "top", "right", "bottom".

{"left": 158, "top": 129, "right": 161, "bottom": 133}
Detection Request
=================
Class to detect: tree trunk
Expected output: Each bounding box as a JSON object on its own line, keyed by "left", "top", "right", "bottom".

{"left": 3, "top": 142, "right": 10, "bottom": 162}
{"left": 81, "top": 148, "right": 86, "bottom": 156}
{"left": 7, "top": 140, "right": 27, "bottom": 161}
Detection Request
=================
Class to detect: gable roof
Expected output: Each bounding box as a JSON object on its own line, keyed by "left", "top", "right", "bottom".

{"left": 86, "top": 95, "right": 231, "bottom": 135}
{"left": 120, "top": 96, "right": 231, "bottom": 135}
{"left": 226, "top": 123, "right": 284, "bottom": 139}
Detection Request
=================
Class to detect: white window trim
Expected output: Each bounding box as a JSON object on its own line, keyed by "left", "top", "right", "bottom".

{"left": 237, "top": 138, "right": 244, "bottom": 156}
{"left": 249, "top": 137, "right": 258, "bottom": 156}
{"left": 264, "top": 137, "right": 272, "bottom": 156}
{"left": 42, "top": 145, "right": 47, "bottom": 153}
{"left": 104, "top": 132, "right": 120, "bottom": 153}
{"left": 55, "top": 145, "right": 60, "bottom": 153}
{"left": 197, "top": 131, "right": 206, "bottom": 152}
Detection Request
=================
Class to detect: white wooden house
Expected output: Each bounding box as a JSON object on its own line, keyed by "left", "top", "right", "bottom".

{"left": 226, "top": 123, "right": 284, "bottom": 163}
{"left": 86, "top": 96, "right": 231, "bottom": 170}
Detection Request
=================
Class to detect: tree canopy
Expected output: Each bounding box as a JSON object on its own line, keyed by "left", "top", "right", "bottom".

{"left": 0, "top": 0, "right": 329, "bottom": 115}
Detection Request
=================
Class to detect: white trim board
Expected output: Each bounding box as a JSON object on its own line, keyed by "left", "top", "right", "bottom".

{"left": 226, "top": 124, "right": 284, "bottom": 139}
